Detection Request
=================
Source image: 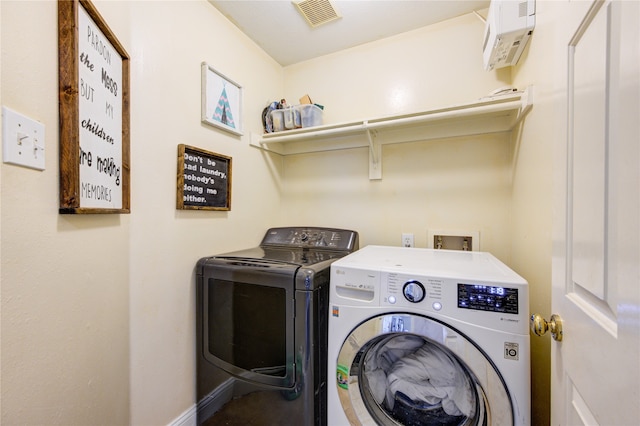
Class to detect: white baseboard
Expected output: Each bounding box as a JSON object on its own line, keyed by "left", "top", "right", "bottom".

{"left": 168, "top": 404, "right": 197, "bottom": 426}
{"left": 168, "top": 378, "right": 235, "bottom": 426}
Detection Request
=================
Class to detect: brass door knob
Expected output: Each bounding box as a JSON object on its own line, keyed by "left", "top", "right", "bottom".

{"left": 530, "top": 313, "right": 563, "bottom": 342}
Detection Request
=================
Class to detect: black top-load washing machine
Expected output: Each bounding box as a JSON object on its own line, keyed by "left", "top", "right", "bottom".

{"left": 196, "top": 227, "right": 359, "bottom": 425}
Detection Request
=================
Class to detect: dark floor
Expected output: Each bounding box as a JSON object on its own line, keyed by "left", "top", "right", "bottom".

{"left": 201, "top": 390, "right": 304, "bottom": 426}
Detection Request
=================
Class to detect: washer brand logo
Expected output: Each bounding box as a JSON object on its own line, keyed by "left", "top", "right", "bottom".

{"left": 500, "top": 317, "right": 519, "bottom": 323}
{"left": 504, "top": 342, "right": 519, "bottom": 360}
{"left": 332, "top": 306, "right": 339, "bottom": 317}
{"left": 335, "top": 269, "right": 345, "bottom": 275}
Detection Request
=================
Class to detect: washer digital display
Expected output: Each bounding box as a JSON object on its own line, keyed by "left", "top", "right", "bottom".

{"left": 457, "top": 284, "right": 518, "bottom": 314}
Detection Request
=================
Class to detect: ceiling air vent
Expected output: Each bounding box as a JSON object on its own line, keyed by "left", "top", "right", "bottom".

{"left": 294, "top": 0, "right": 341, "bottom": 28}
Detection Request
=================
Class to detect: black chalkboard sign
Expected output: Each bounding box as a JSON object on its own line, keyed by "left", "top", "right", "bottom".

{"left": 177, "top": 144, "right": 231, "bottom": 210}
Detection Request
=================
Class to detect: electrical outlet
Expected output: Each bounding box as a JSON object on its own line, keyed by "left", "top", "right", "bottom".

{"left": 402, "top": 233, "right": 414, "bottom": 248}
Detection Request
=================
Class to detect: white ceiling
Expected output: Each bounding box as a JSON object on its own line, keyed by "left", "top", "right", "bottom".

{"left": 209, "top": 0, "right": 490, "bottom": 66}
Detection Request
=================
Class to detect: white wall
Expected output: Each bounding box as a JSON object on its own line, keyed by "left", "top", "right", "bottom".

{"left": 280, "top": 133, "right": 514, "bottom": 258}
{"left": 123, "top": 2, "right": 283, "bottom": 424}
{"left": 279, "top": 10, "right": 552, "bottom": 424}
{"left": 284, "top": 13, "right": 510, "bottom": 125}
{"left": 280, "top": 13, "right": 514, "bottom": 258}
{"left": 1, "top": 1, "right": 283, "bottom": 425}
{"left": 509, "top": 1, "right": 557, "bottom": 423}
{"left": 1, "top": 1, "right": 131, "bottom": 423}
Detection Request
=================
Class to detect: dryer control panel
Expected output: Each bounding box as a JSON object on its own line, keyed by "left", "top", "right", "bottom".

{"left": 261, "top": 227, "right": 359, "bottom": 250}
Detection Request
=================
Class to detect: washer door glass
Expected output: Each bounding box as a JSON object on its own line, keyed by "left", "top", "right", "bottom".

{"left": 336, "top": 314, "right": 512, "bottom": 426}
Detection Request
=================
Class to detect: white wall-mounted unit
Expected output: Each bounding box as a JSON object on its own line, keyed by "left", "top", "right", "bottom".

{"left": 483, "top": 0, "right": 535, "bottom": 70}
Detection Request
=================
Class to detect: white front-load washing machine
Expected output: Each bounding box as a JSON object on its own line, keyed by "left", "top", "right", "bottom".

{"left": 328, "top": 246, "right": 530, "bottom": 426}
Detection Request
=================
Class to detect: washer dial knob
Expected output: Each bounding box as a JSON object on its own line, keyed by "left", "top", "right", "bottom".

{"left": 403, "top": 281, "right": 426, "bottom": 303}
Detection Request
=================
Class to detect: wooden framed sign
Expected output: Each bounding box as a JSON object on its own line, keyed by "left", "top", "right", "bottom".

{"left": 177, "top": 145, "right": 232, "bottom": 211}
{"left": 58, "top": 0, "right": 130, "bottom": 214}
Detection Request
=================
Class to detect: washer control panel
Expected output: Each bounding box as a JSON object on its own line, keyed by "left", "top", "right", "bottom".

{"left": 330, "top": 246, "right": 528, "bottom": 333}
{"left": 457, "top": 283, "right": 519, "bottom": 314}
{"left": 382, "top": 273, "right": 519, "bottom": 315}
{"left": 383, "top": 272, "right": 444, "bottom": 310}
{"left": 402, "top": 280, "right": 425, "bottom": 303}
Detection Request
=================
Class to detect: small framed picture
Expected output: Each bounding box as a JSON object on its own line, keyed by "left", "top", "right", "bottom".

{"left": 201, "top": 62, "right": 243, "bottom": 136}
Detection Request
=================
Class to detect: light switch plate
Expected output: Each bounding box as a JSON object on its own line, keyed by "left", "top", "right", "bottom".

{"left": 2, "top": 106, "right": 45, "bottom": 170}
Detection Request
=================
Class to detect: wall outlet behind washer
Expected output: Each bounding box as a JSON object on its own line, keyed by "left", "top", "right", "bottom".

{"left": 401, "top": 233, "right": 414, "bottom": 248}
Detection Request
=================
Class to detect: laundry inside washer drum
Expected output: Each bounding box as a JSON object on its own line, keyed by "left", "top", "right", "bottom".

{"left": 358, "top": 333, "right": 483, "bottom": 426}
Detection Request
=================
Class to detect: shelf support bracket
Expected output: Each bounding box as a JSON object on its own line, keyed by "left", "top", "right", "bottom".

{"left": 366, "top": 125, "right": 382, "bottom": 180}
{"left": 512, "top": 85, "right": 534, "bottom": 127}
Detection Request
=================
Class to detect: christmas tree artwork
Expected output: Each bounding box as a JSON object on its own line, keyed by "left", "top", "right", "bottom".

{"left": 213, "top": 84, "right": 235, "bottom": 129}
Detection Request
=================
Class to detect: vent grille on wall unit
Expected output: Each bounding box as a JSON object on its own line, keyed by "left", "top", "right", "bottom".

{"left": 294, "top": 0, "right": 341, "bottom": 28}
{"left": 519, "top": 1, "right": 528, "bottom": 17}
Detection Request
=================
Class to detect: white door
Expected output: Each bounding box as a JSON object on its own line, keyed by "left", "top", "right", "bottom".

{"left": 541, "top": 0, "right": 640, "bottom": 424}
